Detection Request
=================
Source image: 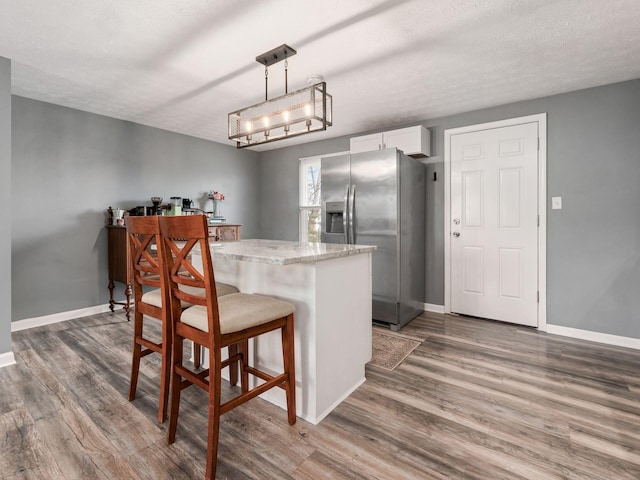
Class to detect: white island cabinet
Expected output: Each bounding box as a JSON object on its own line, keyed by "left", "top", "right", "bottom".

{"left": 192, "top": 239, "right": 376, "bottom": 425}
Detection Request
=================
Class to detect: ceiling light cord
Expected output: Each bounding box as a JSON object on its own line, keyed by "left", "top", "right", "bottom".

{"left": 285, "top": 58, "right": 288, "bottom": 94}
{"left": 265, "top": 56, "right": 289, "bottom": 101}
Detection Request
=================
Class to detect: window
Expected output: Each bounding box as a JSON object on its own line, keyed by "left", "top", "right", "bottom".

{"left": 299, "top": 156, "right": 321, "bottom": 242}
{"left": 299, "top": 151, "right": 348, "bottom": 242}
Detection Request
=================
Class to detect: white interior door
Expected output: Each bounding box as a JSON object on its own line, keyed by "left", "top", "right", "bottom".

{"left": 450, "top": 121, "right": 539, "bottom": 326}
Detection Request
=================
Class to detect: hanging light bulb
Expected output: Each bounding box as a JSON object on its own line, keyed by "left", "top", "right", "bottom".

{"left": 283, "top": 110, "right": 290, "bottom": 133}
{"left": 305, "top": 104, "right": 312, "bottom": 130}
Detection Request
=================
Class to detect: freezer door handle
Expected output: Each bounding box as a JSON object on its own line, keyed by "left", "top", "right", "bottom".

{"left": 343, "top": 184, "right": 350, "bottom": 244}
{"left": 349, "top": 184, "right": 356, "bottom": 244}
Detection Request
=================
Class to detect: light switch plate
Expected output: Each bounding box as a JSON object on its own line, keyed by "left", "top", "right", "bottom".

{"left": 552, "top": 196, "right": 562, "bottom": 210}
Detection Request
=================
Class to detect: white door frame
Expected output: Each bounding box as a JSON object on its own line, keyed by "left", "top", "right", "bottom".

{"left": 444, "top": 113, "right": 547, "bottom": 331}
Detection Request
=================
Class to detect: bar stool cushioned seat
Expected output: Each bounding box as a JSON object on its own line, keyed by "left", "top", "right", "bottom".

{"left": 181, "top": 292, "right": 295, "bottom": 334}
{"left": 141, "top": 282, "right": 238, "bottom": 309}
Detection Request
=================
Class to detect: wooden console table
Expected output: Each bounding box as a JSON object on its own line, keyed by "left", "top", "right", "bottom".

{"left": 106, "top": 225, "right": 132, "bottom": 319}
{"left": 207, "top": 224, "right": 241, "bottom": 241}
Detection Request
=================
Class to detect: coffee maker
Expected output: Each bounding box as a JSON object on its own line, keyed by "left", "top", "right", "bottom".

{"left": 150, "top": 196, "right": 162, "bottom": 215}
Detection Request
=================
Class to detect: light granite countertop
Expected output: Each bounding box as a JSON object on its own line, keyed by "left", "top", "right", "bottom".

{"left": 206, "top": 239, "right": 376, "bottom": 265}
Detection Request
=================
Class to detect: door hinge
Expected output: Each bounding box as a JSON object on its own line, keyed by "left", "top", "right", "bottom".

{"left": 537, "top": 214, "right": 540, "bottom": 227}
{"left": 537, "top": 291, "right": 540, "bottom": 303}
{"left": 537, "top": 137, "right": 540, "bottom": 151}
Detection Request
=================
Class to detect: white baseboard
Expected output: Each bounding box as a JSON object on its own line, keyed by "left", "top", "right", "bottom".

{"left": 11, "top": 303, "right": 118, "bottom": 333}
{"left": 424, "top": 303, "right": 445, "bottom": 314}
{"left": 0, "top": 351, "right": 17, "bottom": 369}
{"left": 546, "top": 324, "right": 640, "bottom": 350}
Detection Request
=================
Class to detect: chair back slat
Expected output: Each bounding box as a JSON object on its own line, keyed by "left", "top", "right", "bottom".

{"left": 159, "top": 215, "right": 221, "bottom": 339}
{"left": 167, "top": 238, "right": 205, "bottom": 285}
{"left": 126, "top": 216, "right": 164, "bottom": 291}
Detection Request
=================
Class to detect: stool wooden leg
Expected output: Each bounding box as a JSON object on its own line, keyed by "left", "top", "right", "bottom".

{"left": 193, "top": 342, "right": 202, "bottom": 369}
{"left": 128, "top": 311, "right": 144, "bottom": 401}
{"left": 282, "top": 314, "right": 296, "bottom": 425}
{"left": 228, "top": 344, "right": 238, "bottom": 386}
{"left": 205, "top": 348, "right": 223, "bottom": 480}
{"left": 167, "top": 335, "right": 184, "bottom": 444}
{"left": 239, "top": 339, "right": 249, "bottom": 394}
{"left": 158, "top": 322, "right": 171, "bottom": 423}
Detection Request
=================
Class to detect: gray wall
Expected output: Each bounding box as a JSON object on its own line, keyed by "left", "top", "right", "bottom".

{"left": 12, "top": 97, "right": 260, "bottom": 320}
{"left": 0, "top": 57, "right": 11, "bottom": 355}
{"left": 258, "top": 78, "right": 640, "bottom": 339}
{"left": 9, "top": 78, "right": 640, "bottom": 340}
{"left": 258, "top": 140, "right": 350, "bottom": 240}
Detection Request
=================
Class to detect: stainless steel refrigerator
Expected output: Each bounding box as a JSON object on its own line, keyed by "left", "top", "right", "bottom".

{"left": 321, "top": 148, "right": 425, "bottom": 330}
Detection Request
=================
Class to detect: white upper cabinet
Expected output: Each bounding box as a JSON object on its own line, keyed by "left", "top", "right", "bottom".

{"left": 350, "top": 125, "right": 431, "bottom": 158}
{"left": 384, "top": 126, "right": 431, "bottom": 157}
{"left": 349, "top": 132, "right": 384, "bottom": 153}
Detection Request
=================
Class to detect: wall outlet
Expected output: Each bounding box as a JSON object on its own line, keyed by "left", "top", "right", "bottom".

{"left": 552, "top": 196, "right": 562, "bottom": 210}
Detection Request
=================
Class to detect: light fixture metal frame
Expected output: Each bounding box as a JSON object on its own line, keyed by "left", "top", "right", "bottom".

{"left": 228, "top": 44, "right": 332, "bottom": 149}
{"left": 228, "top": 82, "right": 332, "bottom": 148}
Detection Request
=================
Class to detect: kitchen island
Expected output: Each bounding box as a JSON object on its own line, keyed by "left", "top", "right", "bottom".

{"left": 193, "top": 239, "right": 376, "bottom": 425}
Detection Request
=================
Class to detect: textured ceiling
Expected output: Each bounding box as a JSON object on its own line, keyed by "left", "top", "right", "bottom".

{"left": 1, "top": 0, "right": 640, "bottom": 151}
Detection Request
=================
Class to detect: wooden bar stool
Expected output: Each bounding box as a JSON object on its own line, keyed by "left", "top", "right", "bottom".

{"left": 158, "top": 215, "right": 296, "bottom": 480}
{"left": 126, "top": 216, "right": 238, "bottom": 423}
{"left": 126, "top": 216, "right": 172, "bottom": 423}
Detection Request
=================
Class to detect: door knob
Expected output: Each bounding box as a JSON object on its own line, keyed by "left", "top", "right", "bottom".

{"left": 453, "top": 218, "right": 461, "bottom": 225}
{"left": 452, "top": 232, "right": 460, "bottom": 237}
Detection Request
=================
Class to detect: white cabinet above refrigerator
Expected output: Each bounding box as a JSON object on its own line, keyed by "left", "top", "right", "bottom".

{"left": 350, "top": 125, "right": 431, "bottom": 158}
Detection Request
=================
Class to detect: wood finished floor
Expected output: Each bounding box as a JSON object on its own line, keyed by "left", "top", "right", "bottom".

{"left": 2, "top": 311, "right": 640, "bottom": 479}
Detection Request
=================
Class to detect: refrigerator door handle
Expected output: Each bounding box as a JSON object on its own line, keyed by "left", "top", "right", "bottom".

{"left": 349, "top": 184, "right": 356, "bottom": 244}
{"left": 343, "top": 184, "right": 350, "bottom": 244}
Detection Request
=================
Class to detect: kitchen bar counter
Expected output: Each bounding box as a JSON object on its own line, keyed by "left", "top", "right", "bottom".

{"left": 208, "top": 238, "right": 376, "bottom": 265}
{"left": 194, "top": 239, "right": 375, "bottom": 425}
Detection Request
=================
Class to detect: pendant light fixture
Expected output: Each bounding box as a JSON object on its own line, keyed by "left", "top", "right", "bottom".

{"left": 228, "top": 44, "right": 332, "bottom": 148}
